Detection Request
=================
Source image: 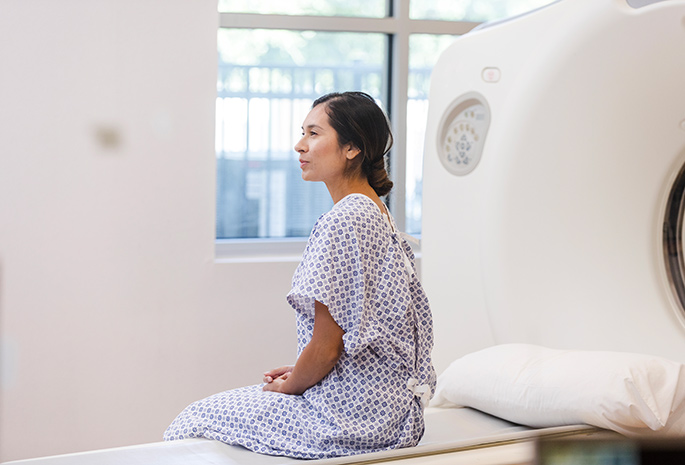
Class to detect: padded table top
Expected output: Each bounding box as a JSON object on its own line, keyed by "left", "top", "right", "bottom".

{"left": 4, "top": 408, "right": 598, "bottom": 465}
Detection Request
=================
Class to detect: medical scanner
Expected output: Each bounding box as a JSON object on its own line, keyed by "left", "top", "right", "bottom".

{"left": 5, "top": 1, "right": 685, "bottom": 464}
{"left": 422, "top": 0, "right": 685, "bottom": 370}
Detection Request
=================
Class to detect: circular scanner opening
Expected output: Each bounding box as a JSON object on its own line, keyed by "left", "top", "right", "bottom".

{"left": 663, "top": 162, "right": 685, "bottom": 324}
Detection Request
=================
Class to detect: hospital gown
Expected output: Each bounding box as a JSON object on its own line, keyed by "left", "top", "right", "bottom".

{"left": 163, "top": 193, "right": 436, "bottom": 458}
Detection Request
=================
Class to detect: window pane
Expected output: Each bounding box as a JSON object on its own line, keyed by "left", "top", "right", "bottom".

{"left": 410, "top": 0, "right": 557, "bottom": 22}
{"left": 219, "top": 0, "right": 387, "bottom": 18}
{"left": 216, "top": 29, "right": 388, "bottom": 239}
{"left": 406, "top": 34, "right": 457, "bottom": 235}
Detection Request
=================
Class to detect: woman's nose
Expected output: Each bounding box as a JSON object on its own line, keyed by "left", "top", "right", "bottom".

{"left": 294, "top": 137, "right": 305, "bottom": 153}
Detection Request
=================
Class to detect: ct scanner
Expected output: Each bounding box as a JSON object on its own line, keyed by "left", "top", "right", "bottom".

{"left": 421, "top": 0, "right": 685, "bottom": 373}
{"left": 6, "top": 1, "right": 685, "bottom": 464}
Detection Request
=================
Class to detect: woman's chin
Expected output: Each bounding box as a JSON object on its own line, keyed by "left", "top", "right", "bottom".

{"left": 301, "top": 171, "right": 316, "bottom": 182}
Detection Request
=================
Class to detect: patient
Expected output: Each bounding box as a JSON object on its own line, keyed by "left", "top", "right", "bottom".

{"left": 163, "top": 91, "right": 436, "bottom": 459}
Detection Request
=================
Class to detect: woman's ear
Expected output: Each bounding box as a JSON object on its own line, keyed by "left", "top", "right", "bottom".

{"left": 345, "top": 144, "right": 361, "bottom": 160}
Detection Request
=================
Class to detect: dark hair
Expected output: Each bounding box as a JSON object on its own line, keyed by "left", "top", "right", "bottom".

{"left": 312, "top": 91, "right": 394, "bottom": 197}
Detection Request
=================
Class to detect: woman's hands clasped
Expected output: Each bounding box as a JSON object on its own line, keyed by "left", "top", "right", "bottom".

{"left": 262, "top": 365, "right": 294, "bottom": 393}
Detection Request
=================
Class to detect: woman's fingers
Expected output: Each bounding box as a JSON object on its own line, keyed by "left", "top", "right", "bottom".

{"left": 264, "top": 366, "right": 293, "bottom": 377}
{"left": 263, "top": 365, "right": 294, "bottom": 384}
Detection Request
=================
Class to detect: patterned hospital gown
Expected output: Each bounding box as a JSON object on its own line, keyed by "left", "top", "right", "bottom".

{"left": 164, "top": 193, "right": 436, "bottom": 459}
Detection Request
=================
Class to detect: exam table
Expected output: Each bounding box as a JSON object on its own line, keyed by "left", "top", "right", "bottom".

{"left": 2, "top": 407, "right": 600, "bottom": 465}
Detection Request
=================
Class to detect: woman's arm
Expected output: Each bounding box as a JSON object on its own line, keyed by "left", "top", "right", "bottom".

{"left": 263, "top": 300, "right": 344, "bottom": 395}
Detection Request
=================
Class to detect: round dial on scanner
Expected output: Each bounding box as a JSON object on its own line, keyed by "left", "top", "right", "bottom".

{"left": 436, "top": 92, "right": 491, "bottom": 176}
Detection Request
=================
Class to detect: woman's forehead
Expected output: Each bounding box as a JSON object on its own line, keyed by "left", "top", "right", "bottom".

{"left": 303, "top": 104, "right": 331, "bottom": 129}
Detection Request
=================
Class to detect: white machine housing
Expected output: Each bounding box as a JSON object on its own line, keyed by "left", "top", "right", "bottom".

{"left": 422, "top": 0, "right": 685, "bottom": 373}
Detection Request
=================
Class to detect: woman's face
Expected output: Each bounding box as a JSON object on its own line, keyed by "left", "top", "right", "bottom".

{"left": 294, "top": 104, "right": 356, "bottom": 186}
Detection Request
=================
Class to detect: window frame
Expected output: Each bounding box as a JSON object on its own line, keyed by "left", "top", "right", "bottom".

{"left": 216, "top": 1, "right": 478, "bottom": 261}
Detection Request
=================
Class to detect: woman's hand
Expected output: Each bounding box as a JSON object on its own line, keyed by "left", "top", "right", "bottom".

{"left": 262, "top": 366, "right": 293, "bottom": 393}
{"left": 263, "top": 366, "right": 294, "bottom": 384}
{"left": 262, "top": 374, "right": 289, "bottom": 393}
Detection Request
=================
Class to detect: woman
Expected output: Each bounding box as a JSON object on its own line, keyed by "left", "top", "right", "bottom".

{"left": 163, "top": 91, "right": 436, "bottom": 459}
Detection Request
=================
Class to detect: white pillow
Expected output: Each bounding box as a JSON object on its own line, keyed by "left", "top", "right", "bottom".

{"left": 431, "top": 344, "right": 685, "bottom": 437}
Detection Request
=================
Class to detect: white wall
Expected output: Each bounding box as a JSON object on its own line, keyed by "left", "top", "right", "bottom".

{"left": 0, "top": 1, "right": 300, "bottom": 461}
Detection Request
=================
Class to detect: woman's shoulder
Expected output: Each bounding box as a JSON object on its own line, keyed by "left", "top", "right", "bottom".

{"left": 312, "top": 194, "right": 379, "bottom": 234}
{"left": 335, "top": 193, "right": 381, "bottom": 216}
{"left": 334, "top": 194, "right": 385, "bottom": 226}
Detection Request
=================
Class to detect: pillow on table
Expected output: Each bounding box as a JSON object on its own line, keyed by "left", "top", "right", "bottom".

{"left": 431, "top": 343, "right": 685, "bottom": 437}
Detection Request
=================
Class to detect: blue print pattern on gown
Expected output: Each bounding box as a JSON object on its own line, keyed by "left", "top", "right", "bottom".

{"left": 163, "top": 194, "right": 436, "bottom": 459}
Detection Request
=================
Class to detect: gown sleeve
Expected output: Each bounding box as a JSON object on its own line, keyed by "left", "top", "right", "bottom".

{"left": 287, "top": 207, "right": 367, "bottom": 356}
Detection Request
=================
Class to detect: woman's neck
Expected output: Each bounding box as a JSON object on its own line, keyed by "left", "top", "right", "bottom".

{"left": 326, "top": 177, "right": 384, "bottom": 212}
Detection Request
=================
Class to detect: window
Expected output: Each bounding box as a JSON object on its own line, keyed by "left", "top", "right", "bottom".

{"left": 218, "top": 0, "right": 387, "bottom": 18}
{"left": 216, "top": 0, "right": 556, "bottom": 256}
{"left": 216, "top": 29, "right": 387, "bottom": 240}
{"left": 409, "top": 0, "right": 559, "bottom": 21}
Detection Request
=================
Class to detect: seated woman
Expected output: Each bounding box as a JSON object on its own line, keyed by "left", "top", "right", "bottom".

{"left": 163, "top": 91, "right": 436, "bottom": 459}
